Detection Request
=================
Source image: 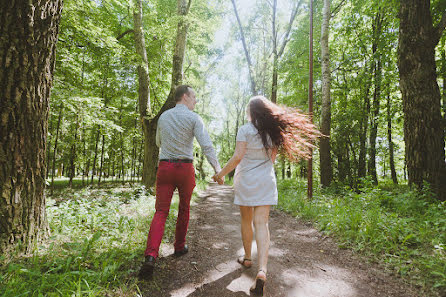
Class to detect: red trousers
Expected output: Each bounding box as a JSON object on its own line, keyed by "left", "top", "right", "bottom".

{"left": 144, "top": 161, "right": 196, "bottom": 258}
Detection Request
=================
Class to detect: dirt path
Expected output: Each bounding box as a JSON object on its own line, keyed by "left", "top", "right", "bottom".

{"left": 139, "top": 183, "right": 420, "bottom": 297}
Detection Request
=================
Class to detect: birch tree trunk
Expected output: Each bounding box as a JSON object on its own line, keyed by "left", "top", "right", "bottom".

{"left": 0, "top": 0, "right": 62, "bottom": 254}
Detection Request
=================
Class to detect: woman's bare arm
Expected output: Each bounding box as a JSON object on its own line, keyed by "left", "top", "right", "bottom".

{"left": 214, "top": 141, "right": 247, "bottom": 182}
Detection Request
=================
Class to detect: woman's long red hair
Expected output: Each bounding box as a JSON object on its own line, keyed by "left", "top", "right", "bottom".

{"left": 248, "top": 96, "right": 321, "bottom": 161}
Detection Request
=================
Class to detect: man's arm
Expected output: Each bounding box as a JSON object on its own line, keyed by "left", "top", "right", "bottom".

{"left": 193, "top": 115, "right": 221, "bottom": 173}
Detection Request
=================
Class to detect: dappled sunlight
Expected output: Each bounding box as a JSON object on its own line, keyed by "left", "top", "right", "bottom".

{"left": 196, "top": 224, "right": 215, "bottom": 230}
{"left": 269, "top": 246, "right": 286, "bottom": 257}
{"left": 225, "top": 272, "right": 254, "bottom": 294}
{"left": 281, "top": 265, "right": 357, "bottom": 297}
{"left": 223, "top": 224, "right": 239, "bottom": 232}
{"left": 212, "top": 241, "right": 230, "bottom": 250}
{"left": 169, "top": 258, "right": 249, "bottom": 296}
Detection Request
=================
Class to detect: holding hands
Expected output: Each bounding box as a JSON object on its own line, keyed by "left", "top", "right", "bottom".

{"left": 212, "top": 173, "right": 224, "bottom": 185}
{"left": 212, "top": 141, "right": 248, "bottom": 186}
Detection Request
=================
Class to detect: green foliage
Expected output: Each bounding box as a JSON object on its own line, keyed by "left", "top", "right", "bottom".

{"left": 0, "top": 184, "right": 197, "bottom": 296}
{"left": 47, "top": 0, "right": 224, "bottom": 187}
{"left": 276, "top": 180, "right": 446, "bottom": 295}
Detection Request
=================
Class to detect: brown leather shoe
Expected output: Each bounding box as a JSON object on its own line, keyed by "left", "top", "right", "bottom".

{"left": 138, "top": 256, "right": 155, "bottom": 280}
{"left": 174, "top": 244, "right": 189, "bottom": 257}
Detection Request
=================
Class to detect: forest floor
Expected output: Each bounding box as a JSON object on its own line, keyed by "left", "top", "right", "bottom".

{"left": 137, "top": 183, "right": 421, "bottom": 297}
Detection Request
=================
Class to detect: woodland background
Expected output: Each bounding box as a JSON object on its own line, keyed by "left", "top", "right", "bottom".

{"left": 0, "top": 0, "right": 445, "bottom": 296}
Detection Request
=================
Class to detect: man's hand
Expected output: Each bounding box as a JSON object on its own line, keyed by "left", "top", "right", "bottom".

{"left": 212, "top": 173, "right": 224, "bottom": 185}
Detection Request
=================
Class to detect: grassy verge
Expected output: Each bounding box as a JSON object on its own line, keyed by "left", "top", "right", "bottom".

{"left": 0, "top": 180, "right": 209, "bottom": 296}
{"left": 276, "top": 179, "right": 446, "bottom": 296}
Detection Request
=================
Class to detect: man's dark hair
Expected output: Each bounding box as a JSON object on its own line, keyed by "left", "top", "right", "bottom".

{"left": 174, "top": 85, "right": 192, "bottom": 102}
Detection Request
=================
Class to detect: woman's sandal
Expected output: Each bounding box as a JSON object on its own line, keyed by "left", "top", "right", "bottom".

{"left": 250, "top": 269, "right": 267, "bottom": 296}
{"left": 237, "top": 256, "right": 252, "bottom": 268}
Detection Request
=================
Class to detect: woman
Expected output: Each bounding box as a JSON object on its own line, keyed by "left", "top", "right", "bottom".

{"left": 213, "top": 96, "right": 320, "bottom": 295}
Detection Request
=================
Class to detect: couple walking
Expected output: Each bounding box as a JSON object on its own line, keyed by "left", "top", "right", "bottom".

{"left": 139, "top": 85, "right": 319, "bottom": 295}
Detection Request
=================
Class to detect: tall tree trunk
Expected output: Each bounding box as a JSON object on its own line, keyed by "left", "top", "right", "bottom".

{"left": 270, "top": 0, "right": 300, "bottom": 102}
{"left": 398, "top": 1, "right": 446, "bottom": 200}
{"left": 98, "top": 135, "right": 105, "bottom": 185}
{"left": 387, "top": 93, "right": 398, "bottom": 184}
{"left": 0, "top": 0, "right": 62, "bottom": 254}
{"left": 90, "top": 128, "right": 100, "bottom": 184}
{"left": 358, "top": 69, "right": 371, "bottom": 179}
{"left": 368, "top": 11, "right": 383, "bottom": 185}
{"left": 82, "top": 129, "right": 87, "bottom": 186}
{"left": 142, "top": 0, "right": 192, "bottom": 188}
{"left": 319, "top": 0, "right": 333, "bottom": 187}
{"left": 131, "top": 112, "right": 138, "bottom": 182}
{"left": 69, "top": 119, "right": 79, "bottom": 188}
{"left": 108, "top": 135, "right": 115, "bottom": 179}
{"left": 138, "top": 139, "right": 143, "bottom": 181}
{"left": 133, "top": 0, "right": 153, "bottom": 187}
{"left": 50, "top": 103, "right": 63, "bottom": 195}
{"left": 271, "top": 56, "right": 278, "bottom": 103}
{"left": 442, "top": 39, "right": 446, "bottom": 122}
{"left": 120, "top": 129, "right": 125, "bottom": 181}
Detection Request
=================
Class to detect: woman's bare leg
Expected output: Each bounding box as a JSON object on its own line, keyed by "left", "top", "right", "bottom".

{"left": 239, "top": 206, "right": 254, "bottom": 260}
{"left": 253, "top": 205, "right": 271, "bottom": 274}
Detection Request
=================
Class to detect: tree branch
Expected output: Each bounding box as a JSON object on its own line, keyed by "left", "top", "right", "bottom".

{"left": 230, "top": 0, "right": 256, "bottom": 95}
{"left": 186, "top": 0, "right": 192, "bottom": 13}
{"left": 117, "top": 29, "right": 134, "bottom": 40}
{"left": 331, "top": 0, "right": 346, "bottom": 18}
{"left": 278, "top": 0, "right": 302, "bottom": 57}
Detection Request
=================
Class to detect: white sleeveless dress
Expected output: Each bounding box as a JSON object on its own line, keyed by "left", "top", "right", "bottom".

{"left": 233, "top": 122, "right": 278, "bottom": 206}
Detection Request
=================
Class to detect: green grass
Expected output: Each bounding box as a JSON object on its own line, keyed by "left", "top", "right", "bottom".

{"left": 0, "top": 180, "right": 208, "bottom": 297}
{"left": 48, "top": 176, "right": 141, "bottom": 190}
{"left": 276, "top": 179, "right": 446, "bottom": 296}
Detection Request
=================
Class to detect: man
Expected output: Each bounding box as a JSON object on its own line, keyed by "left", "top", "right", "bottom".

{"left": 139, "top": 85, "right": 222, "bottom": 279}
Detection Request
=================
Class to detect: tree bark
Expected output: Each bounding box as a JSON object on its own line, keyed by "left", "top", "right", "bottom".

{"left": 398, "top": 1, "right": 446, "bottom": 200}
{"left": 69, "top": 119, "right": 79, "bottom": 188}
{"left": 98, "top": 135, "right": 105, "bottom": 185}
{"left": 319, "top": 0, "right": 333, "bottom": 187}
{"left": 82, "top": 129, "right": 87, "bottom": 186}
{"left": 0, "top": 0, "right": 62, "bottom": 254}
{"left": 90, "top": 127, "right": 100, "bottom": 184}
{"left": 387, "top": 93, "right": 398, "bottom": 184}
{"left": 368, "top": 11, "right": 383, "bottom": 185}
{"left": 442, "top": 39, "right": 446, "bottom": 122}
